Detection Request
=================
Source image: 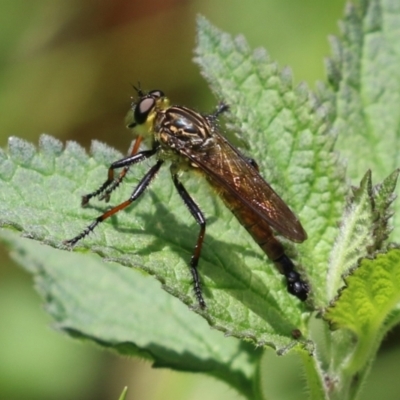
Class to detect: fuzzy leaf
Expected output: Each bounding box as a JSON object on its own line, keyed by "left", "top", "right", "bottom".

{"left": 372, "top": 168, "right": 400, "bottom": 249}
{"left": 0, "top": 131, "right": 312, "bottom": 352}
{"left": 322, "top": 0, "right": 400, "bottom": 239}
{"left": 325, "top": 248, "right": 400, "bottom": 336}
{"left": 2, "top": 230, "right": 257, "bottom": 398}
{"left": 326, "top": 169, "right": 398, "bottom": 301}
{"left": 324, "top": 248, "right": 400, "bottom": 391}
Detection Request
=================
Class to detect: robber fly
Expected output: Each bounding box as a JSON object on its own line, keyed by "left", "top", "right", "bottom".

{"left": 64, "top": 88, "right": 308, "bottom": 308}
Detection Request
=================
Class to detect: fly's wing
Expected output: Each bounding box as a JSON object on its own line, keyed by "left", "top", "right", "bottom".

{"left": 180, "top": 133, "right": 307, "bottom": 243}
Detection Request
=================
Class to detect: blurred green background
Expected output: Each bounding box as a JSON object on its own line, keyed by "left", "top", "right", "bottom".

{"left": 2, "top": 1, "right": 400, "bottom": 399}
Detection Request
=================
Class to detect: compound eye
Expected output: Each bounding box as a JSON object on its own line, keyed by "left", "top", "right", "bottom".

{"left": 149, "top": 89, "right": 164, "bottom": 98}
{"left": 134, "top": 97, "right": 155, "bottom": 125}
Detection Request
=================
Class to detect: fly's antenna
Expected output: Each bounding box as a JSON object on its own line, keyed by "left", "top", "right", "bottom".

{"left": 213, "top": 102, "right": 229, "bottom": 118}
{"left": 207, "top": 101, "right": 229, "bottom": 124}
{"left": 132, "top": 82, "right": 144, "bottom": 97}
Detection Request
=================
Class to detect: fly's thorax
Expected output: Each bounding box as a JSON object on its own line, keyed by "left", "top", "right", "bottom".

{"left": 154, "top": 106, "right": 215, "bottom": 151}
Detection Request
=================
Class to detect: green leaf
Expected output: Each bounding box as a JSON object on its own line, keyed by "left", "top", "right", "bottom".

{"left": 324, "top": 248, "right": 400, "bottom": 385}
{"left": 371, "top": 168, "right": 399, "bottom": 249}
{"left": 1, "top": 230, "right": 257, "bottom": 398}
{"left": 326, "top": 169, "right": 399, "bottom": 301}
{"left": 326, "top": 248, "right": 400, "bottom": 334}
{"left": 321, "top": 168, "right": 399, "bottom": 399}
{"left": 117, "top": 387, "right": 128, "bottom": 400}
{"left": 194, "top": 15, "right": 347, "bottom": 307}
{"left": 322, "top": 0, "right": 400, "bottom": 239}
{"left": 325, "top": 0, "right": 400, "bottom": 181}
{"left": 0, "top": 132, "right": 310, "bottom": 351}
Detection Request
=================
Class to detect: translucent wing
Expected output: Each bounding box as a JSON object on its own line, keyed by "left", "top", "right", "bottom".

{"left": 179, "top": 132, "right": 307, "bottom": 243}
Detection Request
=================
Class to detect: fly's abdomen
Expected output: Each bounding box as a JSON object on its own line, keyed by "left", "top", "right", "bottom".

{"left": 215, "top": 186, "right": 285, "bottom": 261}
{"left": 213, "top": 182, "right": 308, "bottom": 302}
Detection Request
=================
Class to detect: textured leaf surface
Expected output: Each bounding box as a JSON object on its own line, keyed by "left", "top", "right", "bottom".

{"left": 323, "top": 0, "right": 400, "bottom": 239}
{"left": 2, "top": 230, "right": 257, "bottom": 397}
{"left": 0, "top": 131, "right": 311, "bottom": 351}
{"left": 327, "top": 170, "right": 398, "bottom": 301}
{"left": 326, "top": 248, "right": 400, "bottom": 337}
{"left": 321, "top": 249, "right": 400, "bottom": 400}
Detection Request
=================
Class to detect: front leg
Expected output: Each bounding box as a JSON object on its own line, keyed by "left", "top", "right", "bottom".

{"left": 98, "top": 136, "right": 144, "bottom": 202}
{"left": 82, "top": 140, "right": 157, "bottom": 206}
{"left": 65, "top": 160, "right": 164, "bottom": 246}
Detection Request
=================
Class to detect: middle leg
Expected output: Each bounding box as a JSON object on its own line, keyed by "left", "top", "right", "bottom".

{"left": 172, "top": 172, "right": 207, "bottom": 308}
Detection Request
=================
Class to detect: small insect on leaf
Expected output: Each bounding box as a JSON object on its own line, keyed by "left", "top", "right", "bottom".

{"left": 64, "top": 89, "right": 308, "bottom": 308}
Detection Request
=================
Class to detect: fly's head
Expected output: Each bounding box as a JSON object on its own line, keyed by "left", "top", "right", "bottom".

{"left": 127, "top": 89, "right": 170, "bottom": 139}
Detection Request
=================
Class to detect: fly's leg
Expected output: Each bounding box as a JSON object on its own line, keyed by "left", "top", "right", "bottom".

{"left": 213, "top": 102, "right": 229, "bottom": 118}
{"left": 206, "top": 102, "right": 229, "bottom": 124}
{"left": 65, "top": 160, "right": 163, "bottom": 246}
{"left": 212, "top": 103, "right": 262, "bottom": 172}
{"left": 172, "top": 173, "right": 207, "bottom": 309}
{"left": 81, "top": 139, "right": 156, "bottom": 206}
{"left": 98, "top": 136, "right": 143, "bottom": 202}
